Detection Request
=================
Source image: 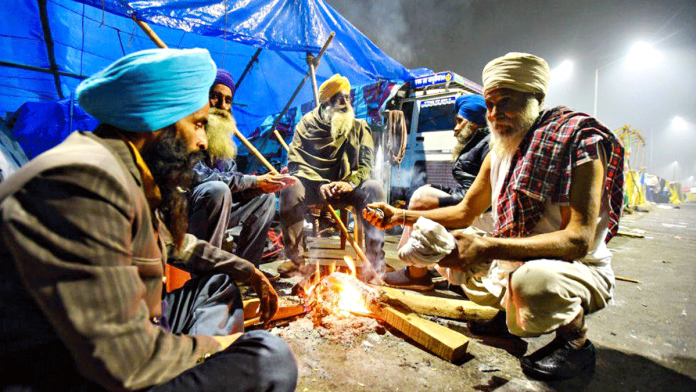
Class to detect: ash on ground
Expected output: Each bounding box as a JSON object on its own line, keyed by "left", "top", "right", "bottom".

{"left": 273, "top": 314, "right": 385, "bottom": 345}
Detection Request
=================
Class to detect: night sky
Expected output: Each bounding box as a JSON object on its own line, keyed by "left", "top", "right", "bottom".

{"left": 328, "top": 0, "right": 696, "bottom": 184}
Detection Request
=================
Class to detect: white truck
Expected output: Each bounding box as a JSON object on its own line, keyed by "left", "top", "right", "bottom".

{"left": 380, "top": 71, "right": 483, "bottom": 205}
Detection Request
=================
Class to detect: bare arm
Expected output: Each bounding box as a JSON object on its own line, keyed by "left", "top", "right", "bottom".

{"left": 364, "top": 152, "right": 492, "bottom": 229}
{"left": 439, "top": 159, "right": 605, "bottom": 268}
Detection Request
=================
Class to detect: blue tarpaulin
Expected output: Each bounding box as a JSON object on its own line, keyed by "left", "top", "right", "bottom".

{"left": 1, "top": 0, "right": 418, "bottom": 158}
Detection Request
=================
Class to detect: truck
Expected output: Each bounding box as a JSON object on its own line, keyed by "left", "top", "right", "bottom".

{"left": 379, "top": 71, "right": 483, "bottom": 205}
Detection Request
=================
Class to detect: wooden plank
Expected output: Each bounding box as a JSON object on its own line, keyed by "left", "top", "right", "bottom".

{"left": 243, "top": 298, "right": 307, "bottom": 327}
{"left": 378, "top": 286, "right": 499, "bottom": 322}
{"left": 377, "top": 305, "right": 468, "bottom": 363}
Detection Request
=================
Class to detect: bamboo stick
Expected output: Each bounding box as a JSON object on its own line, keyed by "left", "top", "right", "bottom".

{"left": 274, "top": 130, "right": 291, "bottom": 152}
{"left": 132, "top": 15, "right": 168, "bottom": 49}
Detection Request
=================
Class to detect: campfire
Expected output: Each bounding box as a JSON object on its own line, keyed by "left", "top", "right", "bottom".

{"left": 302, "top": 256, "right": 379, "bottom": 320}
{"left": 245, "top": 255, "right": 499, "bottom": 363}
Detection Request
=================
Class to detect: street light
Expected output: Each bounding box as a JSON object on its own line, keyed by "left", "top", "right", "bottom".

{"left": 671, "top": 116, "right": 688, "bottom": 130}
{"left": 551, "top": 60, "right": 574, "bottom": 82}
{"left": 594, "top": 41, "right": 660, "bottom": 117}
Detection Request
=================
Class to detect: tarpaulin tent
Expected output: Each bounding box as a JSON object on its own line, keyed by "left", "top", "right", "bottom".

{"left": 1, "top": 0, "right": 418, "bottom": 158}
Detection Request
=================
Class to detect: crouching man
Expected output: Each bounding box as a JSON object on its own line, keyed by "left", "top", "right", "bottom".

{"left": 0, "top": 48, "right": 297, "bottom": 391}
{"left": 365, "top": 52, "right": 624, "bottom": 380}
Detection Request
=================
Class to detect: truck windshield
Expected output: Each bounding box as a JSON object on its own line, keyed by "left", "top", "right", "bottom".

{"left": 417, "top": 99, "right": 455, "bottom": 133}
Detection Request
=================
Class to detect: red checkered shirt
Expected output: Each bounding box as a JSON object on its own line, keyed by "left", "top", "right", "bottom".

{"left": 493, "top": 106, "right": 624, "bottom": 243}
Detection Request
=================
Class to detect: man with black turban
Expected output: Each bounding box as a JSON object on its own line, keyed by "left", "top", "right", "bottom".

{"left": 0, "top": 48, "right": 297, "bottom": 391}
{"left": 365, "top": 52, "right": 624, "bottom": 381}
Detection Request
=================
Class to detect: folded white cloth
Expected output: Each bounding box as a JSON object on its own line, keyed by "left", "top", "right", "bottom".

{"left": 397, "top": 217, "right": 456, "bottom": 267}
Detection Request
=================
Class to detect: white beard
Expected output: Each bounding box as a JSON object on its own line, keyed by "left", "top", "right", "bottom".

{"left": 206, "top": 108, "right": 238, "bottom": 161}
{"left": 488, "top": 98, "right": 540, "bottom": 160}
{"left": 324, "top": 104, "right": 355, "bottom": 140}
{"left": 452, "top": 122, "right": 479, "bottom": 160}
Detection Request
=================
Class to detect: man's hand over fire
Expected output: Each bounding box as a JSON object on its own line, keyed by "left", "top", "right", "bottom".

{"left": 257, "top": 173, "right": 296, "bottom": 193}
{"left": 248, "top": 268, "right": 279, "bottom": 323}
{"left": 438, "top": 231, "right": 489, "bottom": 270}
{"left": 320, "top": 181, "right": 353, "bottom": 200}
{"left": 362, "top": 202, "right": 401, "bottom": 230}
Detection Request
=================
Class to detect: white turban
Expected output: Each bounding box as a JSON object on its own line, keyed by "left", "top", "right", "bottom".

{"left": 482, "top": 52, "right": 550, "bottom": 96}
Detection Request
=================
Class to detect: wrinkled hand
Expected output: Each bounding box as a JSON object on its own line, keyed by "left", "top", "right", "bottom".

{"left": 248, "top": 268, "right": 279, "bottom": 323}
{"left": 438, "top": 231, "right": 488, "bottom": 270}
{"left": 362, "top": 202, "right": 402, "bottom": 230}
{"left": 319, "top": 181, "right": 353, "bottom": 200}
{"left": 257, "top": 173, "right": 297, "bottom": 193}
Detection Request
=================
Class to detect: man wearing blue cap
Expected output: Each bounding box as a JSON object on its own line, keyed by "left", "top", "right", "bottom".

{"left": 383, "top": 94, "right": 491, "bottom": 291}
{"left": 0, "top": 48, "right": 297, "bottom": 391}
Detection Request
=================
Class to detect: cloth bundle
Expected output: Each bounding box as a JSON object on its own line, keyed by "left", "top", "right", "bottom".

{"left": 397, "top": 217, "right": 456, "bottom": 267}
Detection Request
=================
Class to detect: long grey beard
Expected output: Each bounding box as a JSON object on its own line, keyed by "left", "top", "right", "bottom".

{"left": 488, "top": 98, "right": 540, "bottom": 160}
{"left": 452, "top": 122, "right": 479, "bottom": 160}
{"left": 328, "top": 106, "right": 355, "bottom": 140}
{"left": 206, "top": 108, "right": 238, "bottom": 161}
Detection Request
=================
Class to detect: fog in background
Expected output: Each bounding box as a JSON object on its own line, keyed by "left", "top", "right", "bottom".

{"left": 328, "top": 0, "right": 696, "bottom": 185}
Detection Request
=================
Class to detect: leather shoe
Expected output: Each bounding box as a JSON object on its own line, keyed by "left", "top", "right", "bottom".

{"left": 521, "top": 336, "right": 596, "bottom": 380}
{"left": 383, "top": 267, "right": 434, "bottom": 292}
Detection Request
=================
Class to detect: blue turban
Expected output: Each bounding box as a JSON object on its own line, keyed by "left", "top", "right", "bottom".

{"left": 454, "top": 94, "right": 486, "bottom": 126}
{"left": 77, "top": 48, "right": 216, "bottom": 132}
{"left": 213, "top": 69, "right": 236, "bottom": 96}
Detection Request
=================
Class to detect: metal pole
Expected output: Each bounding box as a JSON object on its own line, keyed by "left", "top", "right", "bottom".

{"left": 235, "top": 48, "right": 262, "bottom": 92}
{"left": 593, "top": 67, "right": 599, "bottom": 118}
{"left": 268, "top": 32, "right": 335, "bottom": 134}
{"left": 307, "top": 53, "right": 320, "bottom": 106}
{"left": 650, "top": 128, "right": 654, "bottom": 172}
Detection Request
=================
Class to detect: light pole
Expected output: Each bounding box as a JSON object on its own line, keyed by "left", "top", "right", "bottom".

{"left": 673, "top": 161, "right": 678, "bottom": 182}
{"left": 594, "top": 42, "right": 661, "bottom": 117}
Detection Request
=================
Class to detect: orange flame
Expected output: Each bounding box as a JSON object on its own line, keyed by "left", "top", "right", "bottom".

{"left": 301, "top": 256, "right": 372, "bottom": 318}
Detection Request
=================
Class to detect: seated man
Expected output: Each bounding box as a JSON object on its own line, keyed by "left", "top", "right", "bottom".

{"left": 365, "top": 52, "right": 624, "bottom": 381}
{"left": 188, "top": 69, "right": 294, "bottom": 270}
{"left": 279, "top": 74, "right": 386, "bottom": 278}
{"left": 0, "top": 49, "right": 297, "bottom": 391}
{"left": 384, "top": 94, "right": 491, "bottom": 291}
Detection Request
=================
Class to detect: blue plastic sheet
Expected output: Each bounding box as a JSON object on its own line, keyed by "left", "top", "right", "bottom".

{"left": 1, "top": 0, "right": 418, "bottom": 143}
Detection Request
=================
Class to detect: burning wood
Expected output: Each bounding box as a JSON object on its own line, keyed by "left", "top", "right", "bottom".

{"left": 295, "top": 256, "right": 470, "bottom": 362}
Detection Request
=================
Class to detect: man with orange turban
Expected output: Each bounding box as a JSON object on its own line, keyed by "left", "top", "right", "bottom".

{"left": 278, "top": 74, "right": 386, "bottom": 279}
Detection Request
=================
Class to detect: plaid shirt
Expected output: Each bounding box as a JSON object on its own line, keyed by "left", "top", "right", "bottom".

{"left": 494, "top": 106, "right": 624, "bottom": 243}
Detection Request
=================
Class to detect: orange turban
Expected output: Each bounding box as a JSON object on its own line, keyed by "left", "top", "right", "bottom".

{"left": 318, "top": 74, "right": 350, "bottom": 103}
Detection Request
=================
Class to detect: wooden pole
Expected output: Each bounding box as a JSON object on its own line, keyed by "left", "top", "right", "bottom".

{"left": 132, "top": 15, "right": 168, "bottom": 48}
{"left": 273, "top": 130, "right": 291, "bottom": 152}
{"left": 233, "top": 128, "right": 278, "bottom": 175}
{"left": 273, "top": 130, "right": 373, "bottom": 271}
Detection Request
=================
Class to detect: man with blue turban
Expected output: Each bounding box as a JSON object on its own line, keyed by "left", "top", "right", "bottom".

{"left": 382, "top": 93, "right": 492, "bottom": 291}
{"left": 0, "top": 48, "right": 297, "bottom": 391}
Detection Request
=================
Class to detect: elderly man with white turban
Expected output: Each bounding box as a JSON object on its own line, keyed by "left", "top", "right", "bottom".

{"left": 278, "top": 74, "right": 386, "bottom": 278}
{"left": 0, "top": 48, "right": 297, "bottom": 391}
{"left": 365, "top": 52, "right": 624, "bottom": 381}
